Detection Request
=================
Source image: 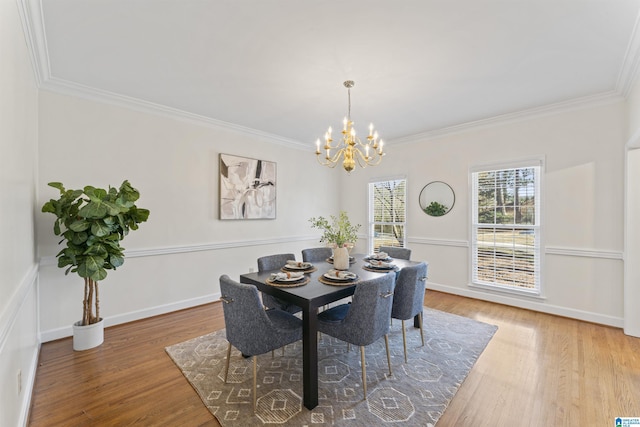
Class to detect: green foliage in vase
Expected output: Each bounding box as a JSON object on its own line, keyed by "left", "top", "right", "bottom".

{"left": 42, "top": 180, "right": 150, "bottom": 325}
{"left": 424, "top": 201, "right": 448, "bottom": 217}
{"left": 309, "top": 211, "right": 361, "bottom": 247}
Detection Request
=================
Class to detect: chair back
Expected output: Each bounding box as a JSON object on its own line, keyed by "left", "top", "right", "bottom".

{"left": 301, "top": 247, "right": 332, "bottom": 262}
{"left": 379, "top": 246, "right": 412, "bottom": 260}
{"left": 339, "top": 273, "right": 395, "bottom": 346}
{"left": 257, "top": 253, "right": 296, "bottom": 272}
{"left": 219, "top": 275, "right": 295, "bottom": 355}
{"left": 391, "top": 262, "right": 428, "bottom": 321}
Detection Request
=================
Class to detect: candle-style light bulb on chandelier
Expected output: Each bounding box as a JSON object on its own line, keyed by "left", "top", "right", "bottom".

{"left": 315, "top": 80, "right": 385, "bottom": 173}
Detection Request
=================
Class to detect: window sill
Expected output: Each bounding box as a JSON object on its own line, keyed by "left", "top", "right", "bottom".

{"left": 469, "top": 282, "right": 546, "bottom": 301}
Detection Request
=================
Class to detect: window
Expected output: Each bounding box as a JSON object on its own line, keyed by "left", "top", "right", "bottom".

{"left": 471, "top": 161, "right": 542, "bottom": 295}
{"left": 369, "top": 178, "right": 407, "bottom": 253}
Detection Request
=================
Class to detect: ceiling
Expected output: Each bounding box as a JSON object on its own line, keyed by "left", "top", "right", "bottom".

{"left": 28, "top": 0, "right": 640, "bottom": 146}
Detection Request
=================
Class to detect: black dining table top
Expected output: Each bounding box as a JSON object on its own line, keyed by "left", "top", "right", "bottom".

{"left": 240, "top": 253, "right": 417, "bottom": 310}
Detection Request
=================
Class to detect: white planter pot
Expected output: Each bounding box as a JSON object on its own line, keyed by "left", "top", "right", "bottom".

{"left": 333, "top": 247, "right": 350, "bottom": 270}
{"left": 73, "top": 318, "right": 104, "bottom": 351}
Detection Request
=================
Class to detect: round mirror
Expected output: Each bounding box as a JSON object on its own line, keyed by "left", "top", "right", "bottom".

{"left": 419, "top": 181, "right": 455, "bottom": 217}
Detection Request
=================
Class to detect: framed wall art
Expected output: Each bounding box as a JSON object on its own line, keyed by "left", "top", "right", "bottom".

{"left": 219, "top": 153, "right": 276, "bottom": 220}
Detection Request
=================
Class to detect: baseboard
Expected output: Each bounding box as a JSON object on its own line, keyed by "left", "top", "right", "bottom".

{"left": 40, "top": 292, "right": 221, "bottom": 342}
{"left": 18, "top": 342, "right": 40, "bottom": 427}
{"left": 427, "top": 282, "right": 624, "bottom": 328}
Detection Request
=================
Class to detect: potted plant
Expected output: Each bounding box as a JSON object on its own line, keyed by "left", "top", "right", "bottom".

{"left": 309, "top": 211, "right": 361, "bottom": 270}
{"left": 424, "top": 201, "right": 448, "bottom": 217}
{"left": 41, "top": 180, "right": 149, "bottom": 350}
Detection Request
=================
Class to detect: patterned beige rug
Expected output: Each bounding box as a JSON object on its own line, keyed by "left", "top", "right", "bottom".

{"left": 165, "top": 308, "right": 497, "bottom": 427}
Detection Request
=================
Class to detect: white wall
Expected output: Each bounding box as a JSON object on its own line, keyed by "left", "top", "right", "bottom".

{"left": 36, "top": 91, "right": 339, "bottom": 340}
{"left": 0, "top": 0, "right": 40, "bottom": 425}
{"left": 341, "top": 101, "right": 627, "bottom": 326}
{"left": 624, "top": 73, "right": 640, "bottom": 337}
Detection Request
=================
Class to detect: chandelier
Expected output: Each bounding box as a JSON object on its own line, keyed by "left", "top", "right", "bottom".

{"left": 315, "top": 80, "right": 385, "bottom": 173}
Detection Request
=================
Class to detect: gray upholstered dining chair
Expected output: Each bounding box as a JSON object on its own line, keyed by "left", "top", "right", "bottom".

{"left": 317, "top": 273, "right": 396, "bottom": 399}
{"left": 301, "top": 247, "right": 333, "bottom": 263}
{"left": 257, "top": 253, "right": 301, "bottom": 314}
{"left": 391, "top": 262, "right": 428, "bottom": 362}
{"left": 219, "top": 275, "right": 303, "bottom": 412}
{"left": 379, "top": 245, "right": 412, "bottom": 260}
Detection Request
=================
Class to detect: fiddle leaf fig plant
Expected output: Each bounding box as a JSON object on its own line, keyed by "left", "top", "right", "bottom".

{"left": 42, "top": 180, "right": 149, "bottom": 326}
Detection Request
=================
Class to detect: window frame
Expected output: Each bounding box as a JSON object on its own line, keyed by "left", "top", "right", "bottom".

{"left": 469, "top": 158, "right": 544, "bottom": 297}
{"left": 368, "top": 176, "right": 408, "bottom": 254}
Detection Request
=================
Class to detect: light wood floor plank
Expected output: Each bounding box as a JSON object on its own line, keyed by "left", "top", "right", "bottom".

{"left": 28, "top": 291, "right": 640, "bottom": 426}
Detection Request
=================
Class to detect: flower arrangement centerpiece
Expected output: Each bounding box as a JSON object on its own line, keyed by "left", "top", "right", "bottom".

{"left": 309, "top": 210, "right": 361, "bottom": 252}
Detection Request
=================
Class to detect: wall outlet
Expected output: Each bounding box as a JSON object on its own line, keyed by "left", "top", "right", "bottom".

{"left": 17, "top": 369, "right": 22, "bottom": 395}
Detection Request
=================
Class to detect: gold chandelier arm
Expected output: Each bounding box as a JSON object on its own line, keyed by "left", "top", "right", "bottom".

{"left": 316, "top": 147, "right": 346, "bottom": 168}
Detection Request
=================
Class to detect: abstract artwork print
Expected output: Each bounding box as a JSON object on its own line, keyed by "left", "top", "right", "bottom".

{"left": 219, "top": 154, "right": 276, "bottom": 220}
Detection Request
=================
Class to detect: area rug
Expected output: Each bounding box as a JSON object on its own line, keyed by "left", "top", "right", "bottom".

{"left": 165, "top": 308, "right": 497, "bottom": 427}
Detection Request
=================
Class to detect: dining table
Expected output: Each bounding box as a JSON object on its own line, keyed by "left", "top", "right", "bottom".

{"left": 239, "top": 253, "right": 421, "bottom": 410}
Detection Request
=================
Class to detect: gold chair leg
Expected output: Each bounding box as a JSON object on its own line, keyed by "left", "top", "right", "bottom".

{"left": 271, "top": 350, "right": 274, "bottom": 358}
{"left": 418, "top": 312, "right": 425, "bottom": 347}
{"left": 347, "top": 343, "right": 351, "bottom": 352}
{"left": 224, "top": 342, "right": 232, "bottom": 383}
{"left": 360, "top": 346, "right": 367, "bottom": 400}
{"left": 401, "top": 319, "right": 408, "bottom": 363}
{"left": 282, "top": 346, "right": 285, "bottom": 356}
{"left": 253, "top": 356, "right": 257, "bottom": 413}
{"left": 384, "top": 334, "right": 392, "bottom": 376}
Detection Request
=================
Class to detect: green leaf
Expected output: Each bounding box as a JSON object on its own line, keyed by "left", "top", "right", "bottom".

{"left": 91, "top": 221, "right": 112, "bottom": 237}
{"left": 110, "top": 254, "right": 124, "bottom": 268}
{"left": 101, "top": 200, "right": 122, "bottom": 216}
{"left": 69, "top": 219, "right": 90, "bottom": 232}
{"left": 71, "top": 231, "right": 88, "bottom": 245}
{"left": 41, "top": 201, "right": 56, "bottom": 213}
{"left": 77, "top": 255, "right": 105, "bottom": 278}
{"left": 84, "top": 243, "right": 108, "bottom": 258}
{"left": 79, "top": 201, "right": 108, "bottom": 219}
{"left": 48, "top": 182, "right": 65, "bottom": 191}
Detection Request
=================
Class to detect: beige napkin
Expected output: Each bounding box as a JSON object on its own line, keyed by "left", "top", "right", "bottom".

{"left": 326, "top": 269, "right": 357, "bottom": 280}
{"left": 270, "top": 271, "right": 304, "bottom": 281}
{"left": 369, "top": 259, "right": 394, "bottom": 268}
{"left": 370, "top": 252, "right": 389, "bottom": 260}
{"left": 286, "top": 260, "right": 312, "bottom": 268}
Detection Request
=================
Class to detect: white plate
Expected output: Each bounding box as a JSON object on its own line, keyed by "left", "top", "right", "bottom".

{"left": 271, "top": 274, "right": 305, "bottom": 282}
{"left": 365, "top": 263, "right": 395, "bottom": 270}
{"left": 323, "top": 272, "right": 357, "bottom": 281}
{"left": 284, "top": 264, "right": 313, "bottom": 270}
{"left": 364, "top": 256, "right": 392, "bottom": 262}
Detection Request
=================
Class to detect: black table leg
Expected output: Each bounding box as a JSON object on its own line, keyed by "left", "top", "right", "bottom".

{"left": 302, "top": 306, "right": 319, "bottom": 409}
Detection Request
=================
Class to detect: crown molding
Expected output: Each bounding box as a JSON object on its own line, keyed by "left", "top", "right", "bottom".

{"left": 39, "top": 77, "right": 308, "bottom": 150}
{"left": 390, "top": 91, "right": 625, "bottom": 146}
{"left": 617, "top": 10, "right": 640, "bottom": 97}
{"left": 16, "top": 0, "right": 50, "bottom": 86}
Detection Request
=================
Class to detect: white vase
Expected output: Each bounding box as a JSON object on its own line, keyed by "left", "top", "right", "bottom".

{"left": 73, "top": 318, "right": 104, "bottom": 351}
{"left": 333, "top": 246, "right": 350, "bottom": 270}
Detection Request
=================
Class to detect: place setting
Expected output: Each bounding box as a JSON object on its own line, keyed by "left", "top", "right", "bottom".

{"left": 318, "top": 268, "right": 359, "bottom": 286}
{"left": 281, "top": 259, "right": 317, "bottom": 273}
{"left": 362, "top": 252, "right": 398, "bottom": 272}
{"left": 266, "top": 271, "right": 310, "bottom": 287}
{"left": 363, "top": 251, "right": 393, "bottom": 262}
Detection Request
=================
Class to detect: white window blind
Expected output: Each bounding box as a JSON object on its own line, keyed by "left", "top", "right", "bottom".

{"left": 368, "top": 178, "right": 407, "bottom": 253}
{"left": 471, "top": 164, "right": 541, "bottom": 294}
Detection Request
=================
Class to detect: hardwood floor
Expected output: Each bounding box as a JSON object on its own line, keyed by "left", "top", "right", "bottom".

{"left": 28, "top": 291, "right": 640, "bottom": 426}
